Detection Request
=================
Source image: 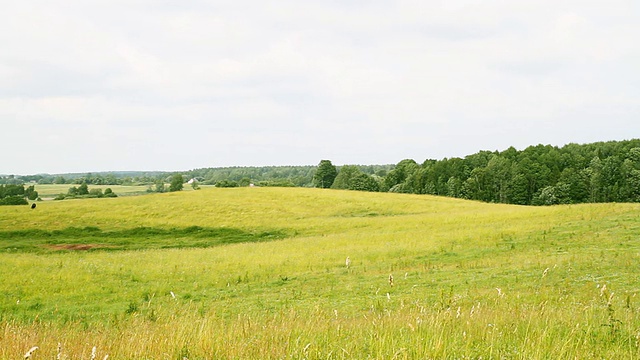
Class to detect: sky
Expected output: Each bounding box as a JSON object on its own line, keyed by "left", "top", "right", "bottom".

{"left": 1, "top": 1, "right": 639, "bottom": 175}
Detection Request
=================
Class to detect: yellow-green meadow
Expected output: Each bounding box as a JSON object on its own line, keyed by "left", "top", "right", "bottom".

{"left": 1, "top": 187, "right": 639, "bottom": 358}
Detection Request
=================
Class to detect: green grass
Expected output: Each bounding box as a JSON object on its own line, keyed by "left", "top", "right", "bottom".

{"left": 0, "top": 226, "right": 289, "bottom": 252}
{"left": 1, "top": 187, "right": 640, "bottom": 359}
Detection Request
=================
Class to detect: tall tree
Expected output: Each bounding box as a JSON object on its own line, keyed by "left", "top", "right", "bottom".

{"left": 78, "top": 183, "right": 89, "bottom": 195}
{"left": 169, "top": 174, "right": 184, "bottom": 192}
{"left": 383, "top": 159, "right": 419, "bottom": 192}
{"left": 331, "top": 165, "right": 378, "bottom": 191}
{"left": 313, "top": 160, "right": 338, "bottom": 188}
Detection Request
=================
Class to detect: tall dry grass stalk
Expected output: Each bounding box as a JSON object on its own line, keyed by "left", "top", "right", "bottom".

{"left": 23, "top": 346, "right": 38, "bottom": 359}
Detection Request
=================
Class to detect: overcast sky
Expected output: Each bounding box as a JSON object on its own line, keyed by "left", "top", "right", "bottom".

{"left": 1, "top": 1, "right": 639, "bottom": 174}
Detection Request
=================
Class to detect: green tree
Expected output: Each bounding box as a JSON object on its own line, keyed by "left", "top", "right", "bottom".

{"left": 446, "top": 177, "right": 462, "bottom": 198}
{"left": 331, "top": 165, "right": 360, "bottom": 190}
{"left": 89, "top": 188, "right": 104, "bottom": 198}
{"left": 169, "top": 174, "right": 184, "bottom": 192}
{"left": 313, "top": 160, "right": 338, "bottom": 188}
{"left": 154, "top": 180, "right": 166, "bottom": 193}
{"left": 25, "top": 185, "right": 38, "bottom": 200}
{"left": 349, "top": 172, "right": 380, "bottom": 192}
{"left": 216, "top": 180, "right": 238, "bottom": 188}
{"left": 0, "top": 196, "right": 28, "bottom": 205}
{"left": 588, "top": 156, "right": 603, "bottom": 202}
{"left": 507, "top": 173, "right": 529, "bottom": 205}
{"left": 104, "top": 188, "right": 117, "bottom": 197}
{"left": 330, "top": 165, "right": 378, "bottom": 192}
{"left": 383, "top": 159, "right": 418, "bottom": 192}
{"left": 78, "top": 183, "right": 89, "bottom": 195}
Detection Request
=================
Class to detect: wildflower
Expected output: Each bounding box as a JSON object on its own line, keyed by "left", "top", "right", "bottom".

{"left": 57, "top": 343, "right": 62, "bottom": 360}
{"left": 496, "top": 288, "right": 504, "bottom": 297}
{"left": 345, "top": 257, "right": 351, "bottom": 268}
{"left": 91, "top": 346, "right": 97, "bottom": 360}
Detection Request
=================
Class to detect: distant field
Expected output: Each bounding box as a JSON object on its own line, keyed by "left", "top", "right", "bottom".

{"left": 34, "top": 184, "right": 151, "bottom": 198}
{"left": 33, "top": 183, "right": 213, "bottom": 198}
{"left": 1, "top": 187, "right": 639, "bottom": 359}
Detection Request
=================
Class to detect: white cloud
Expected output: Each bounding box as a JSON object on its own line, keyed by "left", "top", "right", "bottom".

{"left": 0, "top": 0, "right": 638, "bottom": 173}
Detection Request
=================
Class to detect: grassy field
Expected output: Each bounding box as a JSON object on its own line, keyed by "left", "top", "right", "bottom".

{"left": 33, "top": 183, "right": 216, "bottom": 198}
{"left": 1, "top": 187, "right": 639, "bottom": 359}
{"left": 33, "top": 184, "right": 152, "bottom": 198}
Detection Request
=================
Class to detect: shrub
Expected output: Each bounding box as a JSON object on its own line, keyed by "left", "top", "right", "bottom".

{"left": 0, "top": 195, "right": 28, "bottom": 205}
{"left": 215, "top": 180, "right": 238, "bottom": 188}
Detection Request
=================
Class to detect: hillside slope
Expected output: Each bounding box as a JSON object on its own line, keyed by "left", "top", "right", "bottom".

{"left": 1, "top": 188, "right": 639, "bottom": 358}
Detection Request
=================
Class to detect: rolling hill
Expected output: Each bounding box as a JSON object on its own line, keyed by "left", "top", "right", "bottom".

{"left": 1, "top": 187, "right": 639, "bottom": 358}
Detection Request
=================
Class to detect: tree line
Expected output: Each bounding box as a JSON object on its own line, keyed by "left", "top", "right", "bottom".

{"left": 315, "top": 139, "right": 640, "bottom": 205}
{"left": 3, "top": 139, "right": 639, "bottom": 205}
{"left": 54, "top": 183, "right": 118, "bottom": 200}
{"left": 0, "top": 184, "right": 38, "bottom": 205}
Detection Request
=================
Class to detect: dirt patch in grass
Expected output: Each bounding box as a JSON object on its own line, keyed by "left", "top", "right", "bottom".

{"left": 43, "top": 244, "right": 117, "bottom": 251}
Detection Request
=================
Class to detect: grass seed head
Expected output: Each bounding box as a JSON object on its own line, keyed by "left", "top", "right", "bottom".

{"left": 24, "top": 346, "right": 38, "bottom": 359}
{"left": 600, "top": 284, "right": 607, "bottom": 296}
{"left": 389, "top": 274, "right": 394, "bottom": 287}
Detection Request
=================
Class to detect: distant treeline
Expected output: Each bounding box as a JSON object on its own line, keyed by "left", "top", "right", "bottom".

{"left": 185, "top": 165, "right": 393, "bottom": 188}
{"left": 3, "top": 139, "right": 639, "bottom": 205}
{"left": 0, "top": 166, "right": 394, "bottom": 189}
{"left": 0, "top": 172, "right": 167, "bottom": 186}
{"left": 0, "top": 184, "right": 38, "bottom": 205}
{"left": 332, "top": 139, "right": 640, "bottom": 205}
{"left": 314, "top": 139, "right": 640, "bottom": 205}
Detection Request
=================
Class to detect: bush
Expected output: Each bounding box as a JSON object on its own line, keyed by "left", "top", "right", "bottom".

{"left": 257, "top": 180, "right": 295, "bottom": 187}
{"left": 0, "top": 195, "right": 28, "bottom": 205}
{"left": 104, "top": 188, "right": 117, "bottom": 197}
{"left": 215, "top": 180, "right": 238, "bottom": 188}
{"left": 89, "top": 188, "right": 104, "bottom": 198}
